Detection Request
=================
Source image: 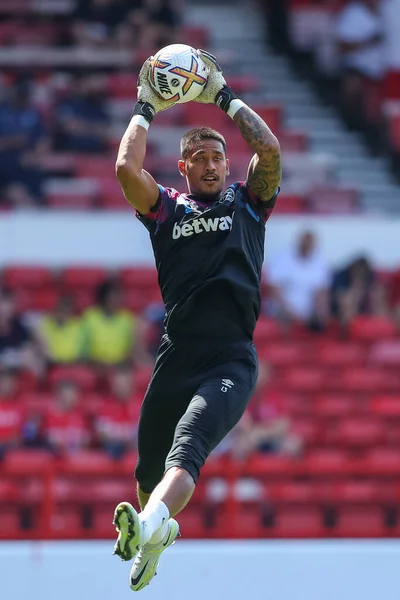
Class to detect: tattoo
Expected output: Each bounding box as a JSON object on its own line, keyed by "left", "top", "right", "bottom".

{"left": 233, "top": 106, "right": 281, "bottom": 202}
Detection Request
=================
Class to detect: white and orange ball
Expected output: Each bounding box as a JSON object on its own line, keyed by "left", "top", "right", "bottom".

{"left": 149, "top": 44, "right": 208, "bottom": 104}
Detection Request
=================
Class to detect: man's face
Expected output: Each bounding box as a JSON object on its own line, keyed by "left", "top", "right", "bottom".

{"left": 178, "top": 139, "right": 229, "bottom": 198}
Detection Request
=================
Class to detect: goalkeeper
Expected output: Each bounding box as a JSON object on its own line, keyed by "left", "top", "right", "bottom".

{"left": 113, "top": 49, "right": 281, "bottom": 592}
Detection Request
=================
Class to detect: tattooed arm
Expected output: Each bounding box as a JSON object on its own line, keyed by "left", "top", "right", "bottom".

{"left": 233, "top": 106, "right": 281, "bottom": 203}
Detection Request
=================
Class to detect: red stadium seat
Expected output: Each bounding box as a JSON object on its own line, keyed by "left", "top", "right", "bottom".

{"left": 308, "top": 186, "right": 359, "bottom": 214}
{"left": 74, "top": 156, "right": 115, "bottom": 178}
{"left": 254, "top": 318, "right": 284, "bottom": 344}
{"left": 273, "top": 193, "right": 306, "bottom": 214}
{"left": 61, "top": 451, "right": 114, "bottom": 474}
{"left": 273, "top": 507, "right": 325, "bottom": 538}
{"left": 335, "top": 507, "right": 385, "bottom": 538}
{"left": 334, "top": 418, "right": 385, "bottom": 448}
{"left": 250, "top": 105, "right": 283, "bottom": 135}
{"left": 364, "top": 448, "right": 400, "bottom": 476}
{"left": 314, "top": 395, "right": 360, "bottom": 418}
{"left": 303, "top": 449, "right": 349, "bottom": 476}
{"left": 370, "top": 395, "right": 400, "bottom": 417}
{"left": 3, "top": 449, "right": 54, "bottom": 474}
{"left": 182, "top": 25, "right": 210, "bottom": 48}
{"left": 181, "top": 102, "right": 234, "bottom": 129}
{"left": 349, "top": 316, "right": 396, "bottom": 340}
{"left": 281, "top": 367, "right": 326, "bottom": 393}
{"left": 46, "top": 192, "right": 96, "bottom": 210}
{"left": 61, "top": 266, "right": 108, "bottom": 292}
{"left": 279, "top": 131, "right": 308, "bottom": 153}
{"left": 331, "top": 481, "right": 394, "bottom": 505}
{"left": 316, "top": 342, "right": 365, "bottom": 366}
{"left": 107, "top": 73, "right": 137, "bottom": 99}
{"left": 119, "top": 267, "right": 158, "bottom": 292}
{"left": 3, "top": 266, "right": 54, "bottom": 291}
{"left": 91, "top": 506, "right": 120, "bottom": 538}
{"left": 267, "top": 481, "right": 318, "bottom": 505}
{"left": 0, "top": 508, "right": 21, "bottom": 538}
{"left": 49, "top": 366, "right": 97, "bottom": 393}
{"left": 258, "top": 341, "right": 314, "bottom": 365}
{"left": 19, "top": 289, "right": 58, "bottom": 312}
{"left": 50, "top": 507, "right": 84, "bottom": 537}
{"left": 342, "top": 367, "right": 399, "bottom": 392}
{"left": 135, "top": 365, "right": 154, "bottom": 395}
{"left": 97, "top": 177, "right": 127, "bottom": 209}
{"left": 22, "top": 392, "right": 54, "bottom": 416}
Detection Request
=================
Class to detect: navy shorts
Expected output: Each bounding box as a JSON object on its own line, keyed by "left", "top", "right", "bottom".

{"left": 135, "top": 334, "right": 258, "bottom": 494}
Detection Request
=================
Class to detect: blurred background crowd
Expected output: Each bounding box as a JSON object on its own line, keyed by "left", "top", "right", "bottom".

{"left": 1, "top": 0, "right": 400, "bottom": 540}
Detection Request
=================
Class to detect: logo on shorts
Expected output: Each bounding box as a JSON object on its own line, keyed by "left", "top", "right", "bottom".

{"left": 221, "top": 379, "right": 234, "bottom": 393}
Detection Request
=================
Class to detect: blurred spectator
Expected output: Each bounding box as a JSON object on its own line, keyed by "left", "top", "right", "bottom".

{"left": 335, "top": 0, "right": 385, "bottom": 143}
{"left": 83, "top": 280, "right": 148, "bottom": 367}
{"left": 44, "top": 379, "right": 90, "bottom": 455}
{"left": 130, "top": 0, "right": 179, "bottom": 51}
{"left": 0, "top": 288, "right": 43, "bottom": 375}
{"left": 214, "top": 362, "right": 302, "bottom": 460}
{"left": 0, "top": 367, "right": 22, "bottom": 458}
{"left": 35, "top": 296, "right": 85, "bottom": 366}
{"left": 330, "top": 255, "right": 388, "bottom": 324}
{"left": 95, "top": 365, "right": 139, "bottom": 459}
{"left": 71, "top": 0, "right": 135, "bottom": 47}
{"left": 0, "top": 79, "right": 50, "bottom": 207}
{"left": 54, "top": 74, "right": 110, "bottom": 153}
{"left": 264, "top": 231, "right": 330, "bottom": 329}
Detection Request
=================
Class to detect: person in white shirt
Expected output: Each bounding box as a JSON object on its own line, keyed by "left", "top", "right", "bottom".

{"left": 265, "top": 231, "right": 330, "bottom": 328}
{"left": 335, "top": 0, "right": 385, "bottom": 146}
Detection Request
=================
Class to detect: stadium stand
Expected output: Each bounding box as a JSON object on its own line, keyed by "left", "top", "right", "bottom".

{"left": 1, "top": 0, "right": 400, "bottom": 542}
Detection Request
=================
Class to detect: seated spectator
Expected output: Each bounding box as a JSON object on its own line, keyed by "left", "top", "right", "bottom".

{"left": 0, "top": 78, "right": 50, "bottom": 207}
{"left": 0, "top": 288, "right": 43, "bottom": 375}
{"left": 44, "top": 379, "right": 90, "bottom": 455}
{"left": 214, "top": 362, "right": 302, "bottom": 460}
{"left": 36, "top": 296, "right": 85, "bottom": 366}
{"left": 54, "top": 74, "right": 110, "bottom": 153}
{"left": 330, "top": 255, "right": 388, "bottom": 324}
{"left": 95, "top": 365, "right": 140, "bottom": 459}
{"left": 335, "top": 0, "right": 384, "bottom": 146}
{"left": 0, "top": 367, "right": 23, "bottom": 458}
{"left": 83, "top": 280, "right": 147, "bottom": 367}
{"left": 129, "top": 0, "right": 179, "bottom": 51}
{"left": 71, "top": 0, "right": 135, "bottom": 47}
{"left": 264, "top": 231, "right": 330, "bottom": 329}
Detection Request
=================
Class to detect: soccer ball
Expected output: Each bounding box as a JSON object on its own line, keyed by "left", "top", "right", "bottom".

{"left": 149, "top": 44, "right": 208, "bottom": 104}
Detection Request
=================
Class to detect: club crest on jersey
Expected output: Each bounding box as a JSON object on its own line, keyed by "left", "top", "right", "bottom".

{"left": 219, "top": 188, "right": 235, "bottom": 204}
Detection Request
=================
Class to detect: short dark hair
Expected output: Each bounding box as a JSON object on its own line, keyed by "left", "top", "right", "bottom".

{"left": 180, "top": 127, "right": 226, "bottom": 159}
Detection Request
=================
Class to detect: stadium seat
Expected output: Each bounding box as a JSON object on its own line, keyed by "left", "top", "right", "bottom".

{"left": 49, "top": 366, "right": 97, "bottom": 393}
{"left": 273, "top": 507, "right": 325, "bottom": 538}
{"left": 335, "top": 507, "right": 386, "bottom": 538}
{"left": 281, "top": 367, "right": 326, "bottom": 393}
{"left": 61, "top": 266, "right": 108, "bottom": 293}
{"left": 134, "top": 365, "right": 154, "bottom": 395}
{"left": 370, "top": 395, "right": 400, "bottom": 417}
{"left": 369, "top": 340, "right": 400, "bottom": 364}
{"left": 303, "top": 449, "right": 349, "bottom": 476}
{"left": 258, "top": 341, "right": 314, "bottom": 365}
{"left": 91, "top": 506, "right": 119, "bottom": 538}
{"left": 22, "top": 392, "right": 54, "bottom": 416}
{"left": 253, "top": 318, "right": 285, "bottom": 344}
{"left": 273, "top": 193, "right": 306, "bottom": 214}
{"left": 50, "top": 507, "right": 85, "bottom": 538}
{"left": 3, "top": 266, "right": 54, "bottom": 291}
{"left": 334, "top": 418, "right": 385, "bottom": 448}
{"left": 315, "top": 394, "right": 360, "bottom": 418}
{"left": 316, "top": 342, "right": 365, "bottom": 366}
{"left": 364, "top": 448, "right": 400, "bottom": 476}
{"left": 331, "top": 481, "right": 394, "bottom": 505}
{"left": 267, "top": 481, "right": 318, "bottom": 505}
{"left": 349, "top": 316, "right": 397, "bottom": 340}
{"left": 3, "top": 449, "right": 54, "bottom": 474}
{"left": 74, "top": 156, "right": 115, "bottom": 178}
{"left": 61, "top": 451, "right": 115, "bottom": 475}
{"left": 338, "top": 368, "right": 396, "bottom": 393}
{"left": 181, "top": 102, "right": 233, "bottom": 129}
{"left": 0, "top": 508, "right": 21, "bottom": 538}
{"left": 250, "top": 105, "right": 283, "bottom": 135}
{"left": 19, "top": 289, "right": 58, "bottom": 312}
{"left": 308, "top": 186, "right": 359, "bottom": 214}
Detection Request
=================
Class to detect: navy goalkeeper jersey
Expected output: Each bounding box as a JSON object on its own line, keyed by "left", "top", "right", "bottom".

{"left": 137, "top": 181, "right": 278, "bottom": 341}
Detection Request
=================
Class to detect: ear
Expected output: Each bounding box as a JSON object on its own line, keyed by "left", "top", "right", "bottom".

{"left": 226, "top": 158, "right": 230, "bottom": 176}
{"left": 178, "top": 159, "right": 186, "bottom": 177}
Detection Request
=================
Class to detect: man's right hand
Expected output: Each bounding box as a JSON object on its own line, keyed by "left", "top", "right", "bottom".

{"left": 137, "top": 58, "right": 178, "bottom": 113}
